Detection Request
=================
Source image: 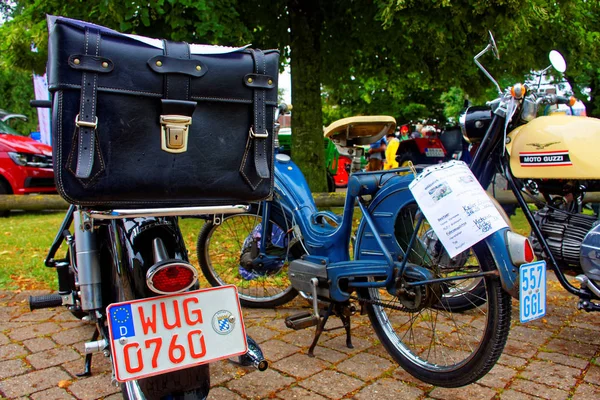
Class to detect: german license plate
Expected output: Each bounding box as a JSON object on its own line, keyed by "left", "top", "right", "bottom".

{"left": 425, "top": 148, "right": 445, "bottom": 158}
{"left": 107, "top": 285, "right": 247, "bottom": 382}
{"left": 519, "top": 261, "right": 546, "bottom": 323}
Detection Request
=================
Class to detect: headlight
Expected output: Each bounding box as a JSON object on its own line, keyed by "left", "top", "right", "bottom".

{"left": 8, "top": 152, "right": 53, "bottom": 168}
{"left": 459, "top": 112, "right": 467, "bottom": 138}
{"left": 520, "top": 95, "right": 538, "bottom": 122}
{"left": 460, "top": 106, "right": 493, "bottom": 143}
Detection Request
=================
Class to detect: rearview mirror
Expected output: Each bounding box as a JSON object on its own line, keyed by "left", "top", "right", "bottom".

{"left": 489, "top": 31, "right": 500, "bottom": 60}
{"left": 549, "top": 50, "right": 567, "bottom": 73}
{"left": 474, "top": 31, "right": 502, "bottom": 94}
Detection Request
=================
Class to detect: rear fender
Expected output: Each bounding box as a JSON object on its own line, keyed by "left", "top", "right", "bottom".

{"left": 101, "top": 217, "right": 210, "bottom": 397}
{"left": 104, "top": 216, "right": 191, "bottom": 303}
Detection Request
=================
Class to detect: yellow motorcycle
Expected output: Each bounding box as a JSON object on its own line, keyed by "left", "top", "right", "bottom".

{"left": 450, "top": 33, "right": 600, "bottom": 313}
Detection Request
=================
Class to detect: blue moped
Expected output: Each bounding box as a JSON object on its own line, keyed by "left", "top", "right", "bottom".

{"left": 197, "top": 106, "right": 533, "bottom": 387}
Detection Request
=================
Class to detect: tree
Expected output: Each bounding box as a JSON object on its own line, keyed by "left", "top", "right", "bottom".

{"left": 2, "top": 0, "right": 600, "bottom": 193}
{"left": 375, "top": 0, "right": 600, "bottom": 117}
{"left": 0, "top": 68, "right": 37, "bottom": 134}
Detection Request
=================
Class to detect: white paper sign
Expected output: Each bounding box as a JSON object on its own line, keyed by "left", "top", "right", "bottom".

{"left": 408, "top": 160, "right": 508, "bottom": 258}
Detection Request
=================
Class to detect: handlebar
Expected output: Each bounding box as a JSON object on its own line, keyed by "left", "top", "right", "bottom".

{"left": 30, "top": 100, "right": 52, "bottom": 108}
{"left": 535, "top": 94, "right": 577, "bottom": 107}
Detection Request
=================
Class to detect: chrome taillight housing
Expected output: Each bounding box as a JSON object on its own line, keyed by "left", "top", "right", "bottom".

{"left": 146, "top": 261, "right": 198, "bottom": 294}
{"left": 146, "top": 237, "right": 198, "bottom": 294}
{"left": 505, "top": 231, "right": 535, "bottom": 266}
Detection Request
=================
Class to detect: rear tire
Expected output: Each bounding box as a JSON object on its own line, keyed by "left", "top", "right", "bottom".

{"left": 326, "top": 172, "right": 336, "bottom": 192}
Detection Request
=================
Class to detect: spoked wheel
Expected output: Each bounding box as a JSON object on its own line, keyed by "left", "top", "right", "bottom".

{"left": 197, "top": 206, "right": 299, "bottom": 308}
{"left": 416, "top": 214, "right": 487, "bottom": 312}
{"left": 360, "top": 204, "right": 511, "bottom": 387}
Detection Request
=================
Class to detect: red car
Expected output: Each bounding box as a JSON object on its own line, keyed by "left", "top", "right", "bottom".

{"left": 0, "top": 113, "right": 55, "bottom": 196}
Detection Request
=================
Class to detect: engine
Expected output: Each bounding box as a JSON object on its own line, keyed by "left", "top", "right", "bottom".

{"left": 530, "top": 206, "right": 597, "bottom": 269}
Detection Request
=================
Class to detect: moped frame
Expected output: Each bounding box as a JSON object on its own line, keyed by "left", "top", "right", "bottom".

{"left": 254, "top": 153, "right": 519, "bottom": 303}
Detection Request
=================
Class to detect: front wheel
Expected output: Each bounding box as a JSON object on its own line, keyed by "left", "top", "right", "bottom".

{"left": 197, "top": 206, "right": 299, "bottom": 308}
{"left": 360, "top": 204, "right": 511, "bottom": 387}
{"left": 362, "top": 244, "right": 510, "bottom": 387}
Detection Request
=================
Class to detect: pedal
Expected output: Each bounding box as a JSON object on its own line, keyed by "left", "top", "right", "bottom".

{"left": 285, "top": 312, "right": 320, "bottom": 330}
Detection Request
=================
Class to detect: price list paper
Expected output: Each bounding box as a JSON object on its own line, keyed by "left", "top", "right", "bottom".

{"left": 408, "top": 160, "right": 508, "bottom": 258}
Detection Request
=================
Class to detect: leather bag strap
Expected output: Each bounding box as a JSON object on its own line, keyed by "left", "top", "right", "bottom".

{"left": 240, "top": 49, "right": 271, "bottom": 189}
{"left": 74, "top": 28, "right": 101, "bottom": 179}
{"left": 162, "top": 40, "right": 192, "bottom": 100}
{"left": 250, "top": 49, "right": 270, "bottom": 180}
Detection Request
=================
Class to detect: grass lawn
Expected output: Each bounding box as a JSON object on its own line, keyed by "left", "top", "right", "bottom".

{"left": 0, "top": 212, "right": 206, "bottom": 291}
{"left": 0, "top": 207, "right": 532, "bottom": 291}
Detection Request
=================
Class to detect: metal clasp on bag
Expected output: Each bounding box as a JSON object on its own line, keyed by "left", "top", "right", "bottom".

{"left": 160, "top": 115, "right": 191, "bottom": 154}
{"left": 249, "top": 126, "right": 269, "bottom": 139}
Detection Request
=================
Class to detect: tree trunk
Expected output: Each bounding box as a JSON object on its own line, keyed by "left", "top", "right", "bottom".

{"left": 288, "top": 0, "right": 328, "bottom": 192}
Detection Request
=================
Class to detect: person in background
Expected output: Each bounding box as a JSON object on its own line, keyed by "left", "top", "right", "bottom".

{"left": 367, "top": 135, "right": 387, "bottom": 171}
{"left": 384, "top": 131, "right": 399, "bottom": 170}
{"left": 411, "top": 123, "right": 423, "bottom": 139}
{"left": 399, "top": 125, "right": 410, "bottom": 140}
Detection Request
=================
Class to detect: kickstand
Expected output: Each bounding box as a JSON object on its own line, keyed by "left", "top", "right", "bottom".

{"left": 308, "top": 303, "right": 333, "bottom": 357}
{"left": 339, "top": 311, "right": 353, "bottom": 349}
{"left": 307, "top": 302, "right": 356, "bottom": 357}
{"left": 76, "top": 329, "right": 99, "bottom": 377}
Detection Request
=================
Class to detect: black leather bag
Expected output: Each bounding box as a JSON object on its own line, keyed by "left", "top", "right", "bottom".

{"left": 47, "top": 16, "right": 279, "bottom": 207}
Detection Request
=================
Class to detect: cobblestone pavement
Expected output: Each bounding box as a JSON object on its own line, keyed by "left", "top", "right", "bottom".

{"left": 0, "top": 273, "right": 598, "bottom": 399}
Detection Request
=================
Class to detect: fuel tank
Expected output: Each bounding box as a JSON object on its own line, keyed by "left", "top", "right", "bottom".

{"left": 506, "top": 115, "right": 600, "bottom": 179}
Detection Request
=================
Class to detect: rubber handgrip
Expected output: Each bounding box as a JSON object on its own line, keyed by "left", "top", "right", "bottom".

{"left": 29, "top": 294, "right": 63, "bottom": 311}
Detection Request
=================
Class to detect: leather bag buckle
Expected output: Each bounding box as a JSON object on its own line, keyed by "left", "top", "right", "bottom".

{"left": 75, "top": 114, "right": 98, "bottom": 129}
{"left": 249, "top": 126, "right": 269, "bottom": 139}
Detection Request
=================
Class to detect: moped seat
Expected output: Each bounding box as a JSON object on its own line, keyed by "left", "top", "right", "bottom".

{"left": 324, "top": 116, "right": 396, "bottom": 146}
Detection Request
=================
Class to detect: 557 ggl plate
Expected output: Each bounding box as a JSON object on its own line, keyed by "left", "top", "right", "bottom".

{"left": 519, "top": 261, "right": 546, "bottom": 323}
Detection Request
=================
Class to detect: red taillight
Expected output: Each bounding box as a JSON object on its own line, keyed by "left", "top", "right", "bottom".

{"left": 147, "top": 262, "right": 197, "bottom": 294}
{"left": 524, "top": 238, "right": 535, "bottom": 263}
{"left": 506, "top": 231, "right": 536, "bottom": 266}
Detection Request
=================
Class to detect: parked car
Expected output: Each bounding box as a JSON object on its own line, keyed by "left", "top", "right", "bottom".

{"left": 0, "top": 113, "right": 55, "bottom": 198}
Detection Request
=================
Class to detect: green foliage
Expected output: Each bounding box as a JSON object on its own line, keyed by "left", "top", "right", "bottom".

{"left": 2, "top": 0, "right": 600, "bottom": 192}
{"left": 0, "top": 67, "right": 37, "bottom": 134}
{"left": 0, "top": 1, "right": 255, "bottom": 73}
{"left": 440, "top": 87, "right": 466, "bottom": 124}
{"left": 0, "top": 211, "right": 210, "bottom": 290}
